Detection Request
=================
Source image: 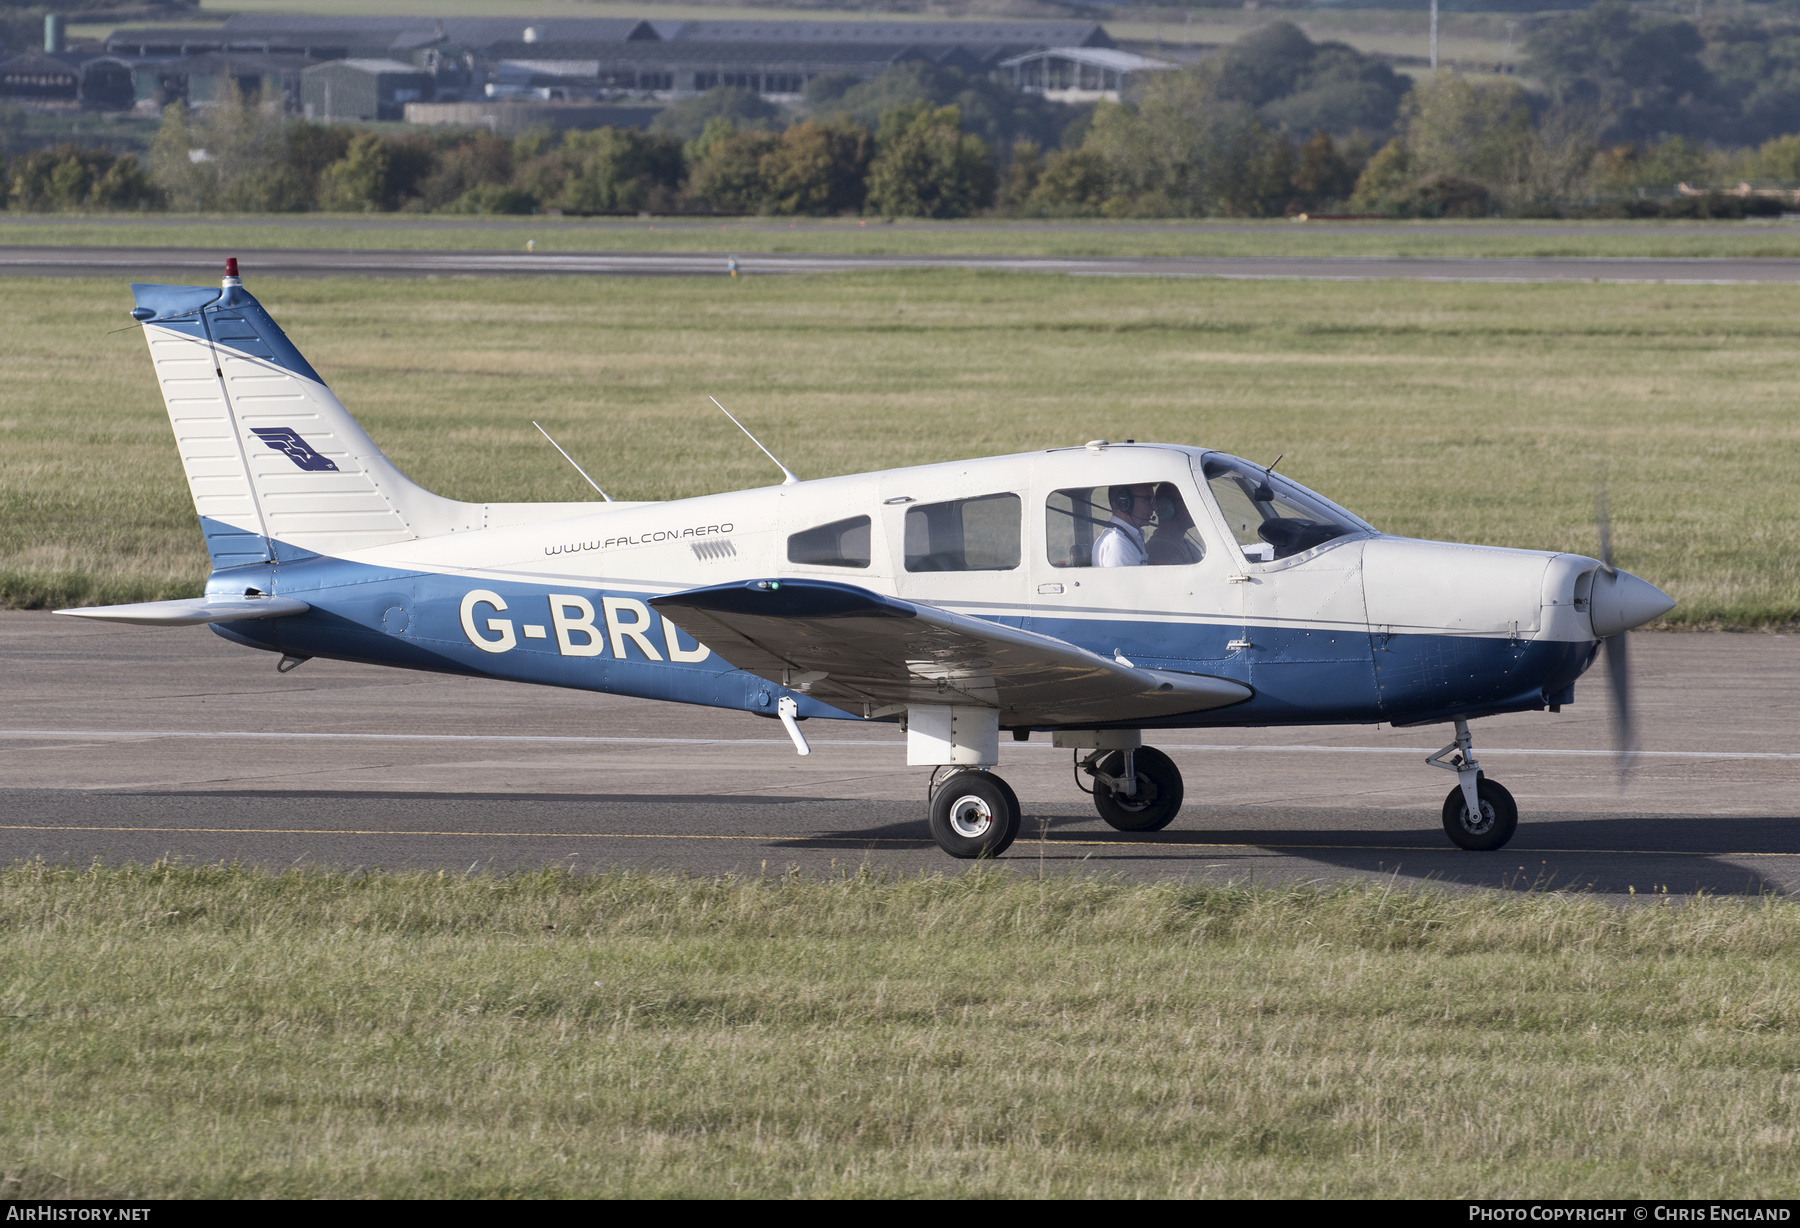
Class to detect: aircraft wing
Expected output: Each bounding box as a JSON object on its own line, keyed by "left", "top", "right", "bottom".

{"left": 650, "top": 579, "right": 1250, "bottom": 726}
{"left": 54, "top": 596, "right": 311, "bottom": 626}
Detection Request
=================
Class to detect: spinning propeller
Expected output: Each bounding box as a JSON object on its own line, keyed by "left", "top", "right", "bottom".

{"left": 1590, "top": 488, "right": 1676, "bottom": 780}
{"left": 1594, "top": 488, "right": 1636, "bottom": 779}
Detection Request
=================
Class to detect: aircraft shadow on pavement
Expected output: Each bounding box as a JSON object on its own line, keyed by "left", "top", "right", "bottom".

{"left": 1009, "top": 807, "right": 1800, "bottom": 897}
{"left": 9, "top": 789, "right": 1796, "bottom": 895}
{"left": 137, "top": 789, "right": 807, "bottom": 807}
{"left": 791, "top": 802, "right": 1800, "bottom": 897}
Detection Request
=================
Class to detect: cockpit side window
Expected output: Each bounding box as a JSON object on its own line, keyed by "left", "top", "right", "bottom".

{"left": 1046, "top": 485, "right": 1205, "bottom": 568}
{"left": 1200, "top": 455, "right": 1371, "bottom": 562}
{"left": 788, "top": 514, "right": 871, "bottom": 568}
{"left": 903, "top": 493, "right": 1020, "bottom": 572}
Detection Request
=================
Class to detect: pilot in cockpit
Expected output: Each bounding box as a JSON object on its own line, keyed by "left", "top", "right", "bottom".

{"left": 1095, "top": 484, "right": 1155, "bottom": 566}
{"left": 1146, "top": 482, "right": 1205, "bottom": 566}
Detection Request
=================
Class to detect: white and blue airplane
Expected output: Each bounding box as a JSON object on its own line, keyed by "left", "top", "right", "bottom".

{"left": 59, "top": 261, "right": 1678, "bottom": 859}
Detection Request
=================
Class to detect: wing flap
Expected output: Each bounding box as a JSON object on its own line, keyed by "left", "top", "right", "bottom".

{"left": 650, "top": 580, "right": 1249, "bottom": 725}
{"left": 54, "top": 596, "right": 310, "bottom": 626}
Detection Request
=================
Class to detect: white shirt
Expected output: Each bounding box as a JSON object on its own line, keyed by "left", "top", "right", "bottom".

{"left": 1094, "top": 516, "right": 1147, "bottom": 567}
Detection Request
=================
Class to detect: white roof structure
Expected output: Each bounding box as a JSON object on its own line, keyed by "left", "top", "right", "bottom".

{"left": 995, "top": 47, "right": 1173, "bottom": 73}
{"left": 498, "top": 59, "right": 601, "bottom": 79}
{"left": 997, "top": 46, "right": 1175, "bottom": 102}
{"left": 329, "top": 58, "right": 428, "bottom": 75}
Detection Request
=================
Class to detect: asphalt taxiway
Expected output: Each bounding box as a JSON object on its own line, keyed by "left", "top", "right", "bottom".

{"left": 5, "top": 245, "right": 1800, "bottom": 284}
{"left": 2, "top": 612, "right": 1795, "bottom": 896}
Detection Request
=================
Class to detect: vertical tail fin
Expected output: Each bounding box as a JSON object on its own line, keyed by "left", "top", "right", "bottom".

{"left": 132, "top": 269, "right": 475, "bottom": 568}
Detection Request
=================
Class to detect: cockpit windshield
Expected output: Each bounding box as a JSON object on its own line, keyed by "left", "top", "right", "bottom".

{"left": 1198, "top": 454, "right": 1374, "bottom": 562}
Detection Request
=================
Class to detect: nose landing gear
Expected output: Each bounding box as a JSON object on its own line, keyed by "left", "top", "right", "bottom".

{"left": 1428, "top": 718, "right": 1519, "bottom": 851}
{"left": 1441, "top": 776, "right": 1518, "bottom": 851}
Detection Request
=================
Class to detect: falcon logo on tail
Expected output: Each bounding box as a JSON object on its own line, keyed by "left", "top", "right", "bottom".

{"left": 250, "top": 427, "right": 339, "bottom": 472}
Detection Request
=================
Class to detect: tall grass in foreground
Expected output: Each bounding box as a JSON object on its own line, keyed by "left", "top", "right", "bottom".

{"left": 2, "top": 862, "right": 1798, "bottom": 1197}
{"left": 4, "top": 272, "right": 1797, "bottom": 623}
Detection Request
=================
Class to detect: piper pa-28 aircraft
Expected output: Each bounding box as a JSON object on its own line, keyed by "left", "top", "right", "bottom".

{"left": 60, "top": 261, "right": 1678, "bottom": 859}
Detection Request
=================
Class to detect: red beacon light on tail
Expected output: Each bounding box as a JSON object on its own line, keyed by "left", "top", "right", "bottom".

{"left": 223, "top": 257, "right": 241, "bottom": 288}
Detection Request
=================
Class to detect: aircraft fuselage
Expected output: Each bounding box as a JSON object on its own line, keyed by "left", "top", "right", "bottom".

{"left": 208, "top": 445, "right": 1603, "bottom": 731}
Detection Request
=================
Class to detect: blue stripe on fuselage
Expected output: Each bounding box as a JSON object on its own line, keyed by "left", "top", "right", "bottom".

{"left": 208, "top": 553, "right": 841, "bottom": 720}
{"left": 1026, "top": 611, "right": 1593, "bottom": 727}
{"left": 207, "top": 555, "right": 1601, "bottom": 728}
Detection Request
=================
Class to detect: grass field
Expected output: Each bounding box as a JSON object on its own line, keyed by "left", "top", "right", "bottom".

{"left": 12, "top": 215, "right": 1800, "bottom": 259}
{"left": 2, "top": 862, "right": 1797, "bottom": 1197}
{"left": 3, "top": 270, "right": 1795, "bottom": 624}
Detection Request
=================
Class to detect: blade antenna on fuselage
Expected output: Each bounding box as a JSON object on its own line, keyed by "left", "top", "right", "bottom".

{"left": 532, "top": 421, "right": 612, "bottom": 501}
{"left": 710, "top": 395, "right": 798, "bottom": 486}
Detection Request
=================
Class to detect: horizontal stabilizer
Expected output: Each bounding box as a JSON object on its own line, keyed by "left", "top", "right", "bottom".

{"left": 652, "top": 579, "right": 1251, "bottom": 726}
{"left": 54, "top": 596, "right": 310, "bottom": 626}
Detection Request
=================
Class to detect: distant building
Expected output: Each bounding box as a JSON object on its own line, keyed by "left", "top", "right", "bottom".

{"left": 180, "top": 52, "right": 318, "bottom": 109}
{"left": 108, "top": 15, "right": 660, "bottom": 61}
{"left": 88, "top": 15, "right": 1129, "bottom": 119}
{"left": 301, "top": 59, "right": 434, "bottom": 122}
{"left": 663, "top": 20, "right": 1112, "bottom": 50}
{"left": 222, "top": 13, "right": 659, "bottom": 49}
{"left": 0, "top": 48, "right": 132, "bottom": 110}
{"left": 77, "top": 57, "right": 136, "bottom": 110}
{"left": 0, "top": 51, "right": 80, "bottom": 103}
{"left": 999, "top": 47, "right": 1174, "bottom": 104}
{"left": 480, "top": 38, "right": 976, "bottom": 100}
{"left": 106, "top": 27, "right": 267, "bottom": 58}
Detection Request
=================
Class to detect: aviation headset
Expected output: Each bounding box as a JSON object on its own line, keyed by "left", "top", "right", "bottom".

{"left": 1152, "top": 484, "right": 1184, "bottom": 524}
{"left": 1109, "top": 486, "right": 1140, "bottom": 515}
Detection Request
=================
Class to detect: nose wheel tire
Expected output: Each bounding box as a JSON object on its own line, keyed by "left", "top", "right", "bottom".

{"left": 929, "top": 771, "right": 1022, "bottom": 859}
{"left": 1441, "top": 777, "right": 1518, "bottom": 851}
{"left": 1092, "top": 747, "right": 1184, "bottom": 832}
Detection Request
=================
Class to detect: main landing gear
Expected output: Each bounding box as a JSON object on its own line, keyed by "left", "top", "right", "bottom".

{"left": 1428, "top": 717, "right": 1519, "bottom": 851}
{"left": 909, "top": 711, "right": 1188, "bottom": 859}
{"left": 1075, "top": 745, "right": 1184, "bottom": 832}
{"left": 927, "top": 769, "right": 1021, "bottom": 858}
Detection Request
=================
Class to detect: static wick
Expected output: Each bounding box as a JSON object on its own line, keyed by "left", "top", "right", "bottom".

{"left": 709, "top": 395, "right": 798, "bottom": 486}
{"left": 532, "top": 422, "right": 611, "bottom": 501}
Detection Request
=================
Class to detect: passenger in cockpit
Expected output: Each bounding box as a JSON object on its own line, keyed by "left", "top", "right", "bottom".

{"left": 1095, "top": 484, "right": 1155, "bottom": 566}
{"left": 1146, "top": 483, "right": 1204, "bottom": 566}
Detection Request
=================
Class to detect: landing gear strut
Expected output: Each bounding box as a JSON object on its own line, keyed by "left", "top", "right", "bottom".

{"left": 908, "top": 712, "right": 1188, "bottom": 857}
{"left": 1428, "top": 718, "right": 1518, "bottom": 851}
{"left": 1078, "top": 746, "right": 1185, "bottom": 832}
{"left": 908, "top": 705, "right": 1021, "bottom": 859}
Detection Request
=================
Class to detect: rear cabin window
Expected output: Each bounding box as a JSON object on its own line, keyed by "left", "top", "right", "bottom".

{"left": 787, "top": 514, "right": 871, "bottom": 568}
{"left": 1046, "top": 485, "right": 1205, "bottom": 568}
{"left": 903, "top": 493, "right": 1021, "bottom": 572}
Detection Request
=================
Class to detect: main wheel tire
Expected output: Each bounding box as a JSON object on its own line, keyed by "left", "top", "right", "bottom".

{"left": 989, "top": 773, "right": 1021, "bottom": 827}
{"left": 929, "top": 771, "right": 1021, "bottom": 859}
{"left": 1441, "top": 776, "right": 1518, "bottom": 851}
{"left": 1092, "top": 747, "right": 1184, "bottom": 832}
